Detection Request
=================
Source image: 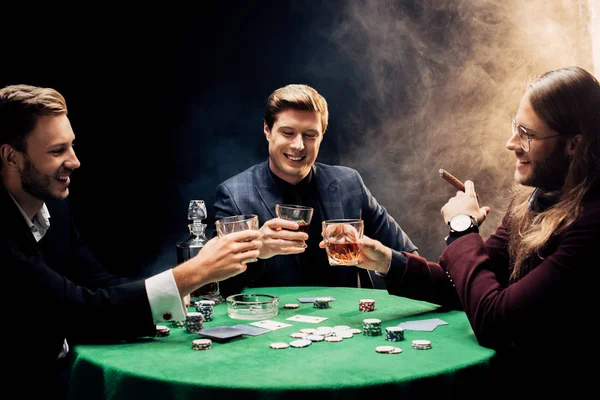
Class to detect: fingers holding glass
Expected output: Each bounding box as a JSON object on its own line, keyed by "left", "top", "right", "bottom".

{"left": 322, "top": 219, "right": 364, "bottom": 266}
{"left": 275, "top": 204, "right": 314, "bottom": 248}
{"left": 215, "top": 214, "right": 260, "bottom": 263}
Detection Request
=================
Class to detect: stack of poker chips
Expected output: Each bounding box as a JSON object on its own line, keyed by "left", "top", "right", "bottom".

{"left": 358, "top": 299, "right": 375, "bottom": 312}
{"left": 411, "top": 339, "right": 432, "bottom": 350}
{"left": 185, "top": 312, "right": 205, "bottom": 334}
{"left": 191, "top": 338, "right": 212, "bottom": 351}
{"left": 385, "top": 326, "right": 405, "bottom": 342}
{"left": 313, "top": 297, "right": 331, "bottom": 309}
{"left": 170, "top": 320, "right": 186, "bottom": 328}
{"left": 155, "top": 325, "right": 171, "bottom": 337}
{"left": 195, "top": 300, "right": 215, "bottom": 322}
{"left": 362, "top": 318, "right": 382, "bottom": 336}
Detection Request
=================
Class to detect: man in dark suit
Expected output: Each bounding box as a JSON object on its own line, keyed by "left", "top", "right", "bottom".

{"left": 215, "top": 84, "right": 418, "bottom": 296}
{"left": 0, "top": 84, "right": 262, "bottom": 399}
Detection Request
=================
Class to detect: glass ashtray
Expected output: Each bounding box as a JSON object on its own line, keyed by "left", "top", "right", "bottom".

{"left": 226, "top": 293, "right": 279, "bottom": 320}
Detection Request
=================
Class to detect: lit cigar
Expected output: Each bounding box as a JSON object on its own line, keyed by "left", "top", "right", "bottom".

{"left": 439, "top": 169, "right": 465, "bottom": 192}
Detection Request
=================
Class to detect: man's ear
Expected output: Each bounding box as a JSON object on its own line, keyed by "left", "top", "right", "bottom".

{"left": 567, "top": 134, "right": 583, "bottom": 156}
{"left": 0, "top": 144, "right": 21, "bottom": 171}
{"left": 263, "top": 121, "right": 271, "bottom": 140}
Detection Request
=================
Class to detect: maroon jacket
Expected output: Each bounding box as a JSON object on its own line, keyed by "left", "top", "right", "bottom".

{"left": 383, "top": 187, "right": 599, "bottom": 395}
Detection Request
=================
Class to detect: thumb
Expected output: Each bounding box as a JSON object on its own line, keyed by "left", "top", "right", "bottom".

{"left": 482, "top": 206, "right": 491, "bottom": 216}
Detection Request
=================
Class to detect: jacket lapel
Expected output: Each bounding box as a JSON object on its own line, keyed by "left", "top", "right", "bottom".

{"left": 0, "top": 184, "right": 42, "bottom": 257}
{"left": 254, "top": 160, "right": 283, "bottom": 219}
{"left": 314, "top": 163, "right": 344, "bottom": 221}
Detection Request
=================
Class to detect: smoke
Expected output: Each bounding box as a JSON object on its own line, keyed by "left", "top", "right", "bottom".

{"left": 319, "top": 0, "right": 595, "bottom": 259}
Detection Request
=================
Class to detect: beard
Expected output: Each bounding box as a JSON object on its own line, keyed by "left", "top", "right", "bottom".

{"left": 517, "top": 141, "right": 571, "bottom": 190}
{"left": 21, "top": 156, "right": 58, "bottom": 201}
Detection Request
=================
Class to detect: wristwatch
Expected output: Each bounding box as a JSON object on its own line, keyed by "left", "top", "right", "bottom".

{"left": 446, "top": 214, "right": 478, "bottom": 245}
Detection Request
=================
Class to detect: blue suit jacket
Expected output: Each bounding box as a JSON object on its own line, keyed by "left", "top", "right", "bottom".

{"left": 214, "top": 160, "right": 417, "bottom": 295}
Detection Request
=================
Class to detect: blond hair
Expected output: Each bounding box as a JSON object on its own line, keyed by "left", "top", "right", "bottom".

{"left": 264, "top": 84, "right": 329, "bottom": 133}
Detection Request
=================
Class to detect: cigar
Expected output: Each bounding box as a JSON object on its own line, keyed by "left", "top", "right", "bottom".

{"left": 439, "top": 169, "right": 465, "bottom": 192}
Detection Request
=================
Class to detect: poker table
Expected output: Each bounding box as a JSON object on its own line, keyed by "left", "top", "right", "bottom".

{"left": 69, "top": 286, "right": 496, "bottom": 399}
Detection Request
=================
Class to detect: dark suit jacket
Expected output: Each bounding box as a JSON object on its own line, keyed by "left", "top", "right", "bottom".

{"left": 0, "top": 184, "right": 155, "bottom": 398}
{"left": 214, "top": 160, "right": 417, "bottom": 295}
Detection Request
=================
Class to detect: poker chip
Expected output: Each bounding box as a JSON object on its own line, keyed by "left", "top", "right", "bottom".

{"left": 334, "top": 330, "right": 353, "bottom": 339}
{"left": 411, "top": 339, "right": 432, "bottom": 350}
{"left": 385, "top": 326, "right": 405, "bottom": 342}
{"left": 324, "top": 336, "right": 343, "bottom": 342}
{"left": 359, "top": 299, "right": 376, "bottom": 312}
{"left": 389, "top": 347, "right": 403, "bottom": 354}
{"left": 284, "top": 303, "right": 300, "bottom": 309}
{"left": 313, "top": 298, "right": 331, "bottom": 309}
{"left": 300, "top": 328, "right": 317, "bottom": 334}
{"left": 375, "top": 345, "right": 396, "bottom": 353}
{"left": 349, "top": 328, "right": 362, "bottom": 334}
{"left": 333, "top": 325, "right": 350, "bottom": 331}
{"left": 155, "top": 325, "right": 171, "bottom": 337}
{"left": 270, "top": 342, "right": 289, "bottom": 349}
{"left": 291, "top": 332, "right": 308, "bottom": 339}
{"left": 306, "top": 334, "right": 325, "bottom": 342}
{"left": 316, "top": 327, "right": 333, "bottom": 336}
{"left": 362, "top": 318, "right": 382, "bottom": 336}
{"left": 290, "top": 339, "right": 312, "bottom": 348}
{"left": 191, "top": 338, "right": 212, "bottom": 351}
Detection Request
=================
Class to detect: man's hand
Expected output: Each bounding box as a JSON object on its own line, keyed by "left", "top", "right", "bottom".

{"left": 441, "top": 180, "right": 491, "bottom": 225}
{"left": 257, "top": 218, "right": 308, "bottom": 259}
{"left": 318, "top": 235, "right": 392, "bottom": 275}
{"left": 174, "top": 229, "right": 262, "bottom": 296}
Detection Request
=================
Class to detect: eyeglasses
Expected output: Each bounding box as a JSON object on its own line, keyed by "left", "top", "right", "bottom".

{"left": 511, "top": 117, "right": 561, "bottom": 152}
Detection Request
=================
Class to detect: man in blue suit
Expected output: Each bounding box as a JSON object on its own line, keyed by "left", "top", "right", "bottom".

{"left": 215, "top": 84, "right": 418, "bottom": 296}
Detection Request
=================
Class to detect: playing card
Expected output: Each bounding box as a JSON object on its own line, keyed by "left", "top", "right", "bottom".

{"left": 285, "top": 315, "right": 328, "bottom": 323}
{"left": 397, "top": 318, "right": 448, "bottom": 332}
{"left": 198, "top": 326, "right": 245, "bottom": 340}
{"left": 298, "top": 296, "right": 336, "bottom": 303}
{"left": 230, "top": 324, "right": 271, "bottom": 336}
{"left": 249, "top": 320, "right": 292, "bottom": 331}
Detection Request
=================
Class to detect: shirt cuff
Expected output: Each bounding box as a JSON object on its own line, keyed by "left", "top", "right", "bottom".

{"left": 145, "top": 269, "right": 187, "bottom": 323}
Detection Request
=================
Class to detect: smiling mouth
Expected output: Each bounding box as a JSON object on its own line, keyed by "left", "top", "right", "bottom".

{"left": 285, "top": 154, "right": 305, "bottom": 162}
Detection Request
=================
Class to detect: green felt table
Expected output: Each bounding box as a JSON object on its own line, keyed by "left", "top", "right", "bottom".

{"left": 69, "top": 286, "right": 495, "bottom": 399}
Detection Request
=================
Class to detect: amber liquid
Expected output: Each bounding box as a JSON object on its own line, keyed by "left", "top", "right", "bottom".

{"left": 191, "top": 282, "right": 219, "bottom": 298}
{"left": 326, "top": 242, "right": 361, "bottom": 265}
{"left": 297, "top": 221, "right": 310, "bottom": 233}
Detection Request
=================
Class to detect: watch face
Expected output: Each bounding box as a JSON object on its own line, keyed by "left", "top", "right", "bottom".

{"left": 450, "top": 214, "right": 472, "bottom": 232}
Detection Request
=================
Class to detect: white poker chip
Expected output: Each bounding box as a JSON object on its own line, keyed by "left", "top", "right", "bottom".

{"left": 307, "top": 334, "right": 325, "bottom": 342}
{"left": 284, "top": 304, "right": 300, "bottom": 309}
{"left": 375, "top": 345, "right": 397, "bottom": 353}
{"left": 290, "top": 339, "right": 312, "bottom": 348}
{"left": 389, "top": 347, "right": 403, "bottom": 354}
{"left": 316, "top": 327, "right": 333, "bottom": 336}
{"left": 333, "top": 325, "right": 350, "bottom": 331}
{"left": 412, "top": 339, "right": 432, "bottom": 350}
{"left": 324, "top": 336, "right": 343, "bottom": 342}
{"left": 349, "top": 328, "right": 362, "bottom": 334}
{"left": 270, "top": 342, "right": 290, "bottom": 349}
{"left": 334, "top": 330, "right": 353, "bottom": 338}
{"left": 300, "top": 328, "right": 317, "bottom": 334}
{"left": 290, "top": 332, "right": 308, "bottom": 339}
{"left": 412, "top": 340, "right": 431, "bottom": 346}
{"left": 363, "top": 318, "right": 381, "bottom": 324}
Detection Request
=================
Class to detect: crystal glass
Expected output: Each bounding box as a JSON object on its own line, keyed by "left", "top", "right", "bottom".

{"left": 215, "top": 214, "right": 260, "bottom": 263}
{"left": 275, "top": 204, "right": 313, "bottom": 233}
{"left": 322, "top": 219, "right": 364, "bottom": 266}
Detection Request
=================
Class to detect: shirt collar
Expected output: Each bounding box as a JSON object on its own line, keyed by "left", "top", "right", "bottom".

{"left": 8, "top": 191, "right": 51, "bottom": 234}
